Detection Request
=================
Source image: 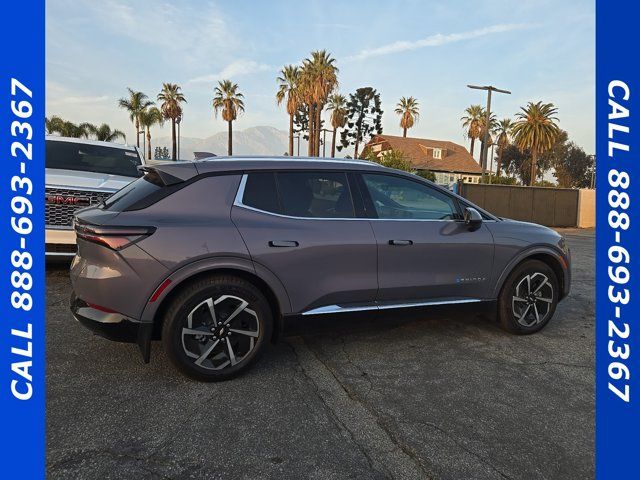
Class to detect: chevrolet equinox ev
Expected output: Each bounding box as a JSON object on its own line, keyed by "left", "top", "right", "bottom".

{"left": 70, "top": 157, "right": 571, "bottom": 381}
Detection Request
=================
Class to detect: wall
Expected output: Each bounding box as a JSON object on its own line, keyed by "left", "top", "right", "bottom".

{"left": 459, "top": 183, "right": 586, "bottom": 228}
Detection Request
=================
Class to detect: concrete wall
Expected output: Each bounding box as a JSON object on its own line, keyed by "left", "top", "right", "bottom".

{"left": 459, "top": 183, "right": 594, "bottom": 228}
{"left": 577, "top": 189, "right": 595, "bottom": 228}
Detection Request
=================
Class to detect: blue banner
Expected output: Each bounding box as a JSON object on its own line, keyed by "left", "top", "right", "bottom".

{"left": 596, "top": 0, "right": 640, "bottom": 477}
{"left": 0, "top": 0, "right": 45, "bottom": 478}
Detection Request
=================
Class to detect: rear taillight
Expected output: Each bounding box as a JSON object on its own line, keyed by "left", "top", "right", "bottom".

{"left": 74, "top": 222, "right": 155, "bottom": 251}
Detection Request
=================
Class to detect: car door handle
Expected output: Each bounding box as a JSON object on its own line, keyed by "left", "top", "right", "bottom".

{"left": 389, "top": 239, "right": 413, "bottom": 246}
{"left": 269, "top": 240, "right": 299, "bottom": 248}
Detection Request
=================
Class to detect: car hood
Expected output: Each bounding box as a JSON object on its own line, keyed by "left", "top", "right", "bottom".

{"left": 46, "top": 168, "right": 138, "bottom": 191}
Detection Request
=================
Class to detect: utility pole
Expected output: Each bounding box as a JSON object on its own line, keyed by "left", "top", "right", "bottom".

{"left": 467, "top": 85, "right": 511, "bottom": 183}
{"left": 176, "top": 112, "right": 183, "bottom": 161}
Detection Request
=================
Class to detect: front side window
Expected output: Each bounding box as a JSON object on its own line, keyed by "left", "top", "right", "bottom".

{"left": 46, "top": 140, "right": 142, "bottom": 178}
{"left": 361, "top": 173, "right": 459, "bottom": 220}
{"left": 277, "top": 171, "right": 354, "bottom": 218}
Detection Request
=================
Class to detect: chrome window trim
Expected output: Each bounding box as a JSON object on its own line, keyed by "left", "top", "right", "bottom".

{"left": 302, "top": 298, "right": 482, "bottom": 316}
{"left": 233, "top": 173, "right": 491, "bottom": 223}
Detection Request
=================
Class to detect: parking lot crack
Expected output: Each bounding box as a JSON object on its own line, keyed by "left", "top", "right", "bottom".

{"left": 287, "top": 337, "right": 432, "bottom": 480}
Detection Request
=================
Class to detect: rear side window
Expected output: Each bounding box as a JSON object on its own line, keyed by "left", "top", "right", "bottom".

{"left": 277, "top": 171, "right": 354, "bottom": 218}
{"left": 241, "top": 171, "right": 355, "bottom": 218}
{"left": 46, "top": 140, "right": 142, "bottom": 178}
{"left": 242, "top": 172, "right": 280, "bottom": 213}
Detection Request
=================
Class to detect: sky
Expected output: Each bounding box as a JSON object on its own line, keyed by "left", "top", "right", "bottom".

{"left": 46, "top": 0, "right": 594, "bottom": 156}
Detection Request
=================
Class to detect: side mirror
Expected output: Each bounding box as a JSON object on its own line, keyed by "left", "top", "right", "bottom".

{"left": 464, "top": 207, "right": 483, "bottom": 231}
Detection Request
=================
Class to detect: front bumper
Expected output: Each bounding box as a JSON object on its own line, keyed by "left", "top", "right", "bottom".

{"left": 46, "top": 228, "right": 77, "bottom": 257}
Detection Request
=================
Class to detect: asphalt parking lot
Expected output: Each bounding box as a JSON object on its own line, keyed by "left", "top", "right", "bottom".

{"left": 46, "top": 229, "right": 594, "bottom": 480}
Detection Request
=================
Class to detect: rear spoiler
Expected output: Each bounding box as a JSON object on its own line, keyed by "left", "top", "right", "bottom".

{"left": 137, "top": 162, "right": 199, "bottom": 186}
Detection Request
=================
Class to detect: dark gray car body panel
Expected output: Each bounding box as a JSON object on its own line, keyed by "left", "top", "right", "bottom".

{"left": 70, "top": 157, "right": 571, "bottom": 361}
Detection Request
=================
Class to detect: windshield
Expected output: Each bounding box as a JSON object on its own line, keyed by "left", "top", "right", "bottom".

{"left": 46, "top": 140, "right": 142, "bottom": 178}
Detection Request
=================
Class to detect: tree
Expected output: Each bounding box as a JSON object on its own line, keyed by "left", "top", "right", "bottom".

{"left": 85, "top": 123, "right": 126, "bottom": 142}
{"left": 500, "top": 144, "right": 530, "bottom": 184}
{"left": 395, "top": 96, "right": 419, "bottom": 137}
{"left": 118, "top": 88, "right": 153, "bottom": 148}
{"left": 511, "top": 101, "right": 560, "bottom": 185}
{"left": 299, "top": 50, "right": 338, "bottom": 156}
{"left": 339, "top": 87, "right": 383, "bottom": 158}
{"left": 477, "top": 110, "right": 498, "bottom": 170}
{"left": 157, "top": 83, "right": 186, "bottom": 160}
{"left": 276, "top": 65, "right": 301, "bottom": 156}
{"left": 543, "top": 131, "right": 593, "bottom": 188}
{"left": 212, "top": 79, "right": 244, "bottom": 156}
{"left": 415, "top": 170, "right": 436, "bottom": 182}
{"left": 494, "top": 118, "right": 513, "bottom": 176}
{"left": 138, "top": 107, "right": 164, "bottom": 160}
{"left": 365, "top": 149, "right": 413, "bottom": 171}
{"left": 45, "top": 116, "right": 93, "bottom": 138}
{"left": 460, "top": 104, "right": 484, "bottom": 157}
{"left": 326, "top": 94, "right": 347, "bottom": 158}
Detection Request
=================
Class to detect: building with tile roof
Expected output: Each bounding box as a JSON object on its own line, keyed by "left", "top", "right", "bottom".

{"left": 361, "top": 134, "right": 483, "bottom": 184}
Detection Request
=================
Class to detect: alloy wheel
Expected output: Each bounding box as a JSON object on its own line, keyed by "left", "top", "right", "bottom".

{"left": 181, "top": 295, "right": 260, "bottom": 370}
{"left": 511, "top": 272, "right": 554, "bottom": 327}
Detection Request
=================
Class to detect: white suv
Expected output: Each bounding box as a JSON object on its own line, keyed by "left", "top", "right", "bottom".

{"left": 45, "top": 136, "right": 148, "bottom": 257}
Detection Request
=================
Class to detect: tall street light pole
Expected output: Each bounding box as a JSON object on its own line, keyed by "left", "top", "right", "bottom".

{"left": 467, "top": 85, "right": 511, "bottom": 183}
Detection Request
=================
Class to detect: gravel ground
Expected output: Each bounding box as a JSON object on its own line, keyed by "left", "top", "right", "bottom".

{"left": 46, "top": 229, "right": 594, "bottom": 479}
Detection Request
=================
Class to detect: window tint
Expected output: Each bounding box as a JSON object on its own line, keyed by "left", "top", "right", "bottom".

{"left": 277, "top": 171, "right": 354, "bottom": 218}
{"left": 242, "top": 172, "right": 280, "bottom": 213}
{"left": 362, "top": 174, "right": 459, "bottom": 220}
{"left": 103, "top": 171, "right": 164, "bottom": 211}
{"left": 46, "top": 140, "right": 142, "bottom": 178}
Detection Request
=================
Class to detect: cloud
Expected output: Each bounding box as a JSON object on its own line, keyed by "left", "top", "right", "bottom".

{"left": 188, "top": 60, "right": 273, "bottom": 84}
{"left": 344, "top": 23, "right": 532, "bottom": 61}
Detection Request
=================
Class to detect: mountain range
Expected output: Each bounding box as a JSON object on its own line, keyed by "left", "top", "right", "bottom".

{"left": 153, "top": 126, "right": 313, "bottom": 159}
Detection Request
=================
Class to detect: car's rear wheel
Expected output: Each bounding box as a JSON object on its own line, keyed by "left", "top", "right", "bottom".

{"left": 162, "top": 275, "right": 272, "bottom": 381}
{"left": 498, "top": 259, "right": 559, "bottom": 334}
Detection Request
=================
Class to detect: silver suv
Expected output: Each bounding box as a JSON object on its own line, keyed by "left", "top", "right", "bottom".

{"left": 70, "top": 157, "right": 571, "bottom": 381}
{"left": 46, "top": 136, "right": 146, "bottom": 257}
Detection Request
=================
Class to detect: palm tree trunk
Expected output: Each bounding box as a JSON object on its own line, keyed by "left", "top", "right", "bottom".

{"left": 315, "top": 104, "right": 322, "bottom": 157}
{"left": 530, "top": 151, "right": 537, "bottom": 186}
{"left": 496, "top": 146, "right": 504, "bottom": 177}
{"left": 470, "top": 137, "right": 475, "bottom": 157}
{"left": 147, "top": 128, "right": 152, "bottom": 160}
{"left": 308, "top": 104, "right": 315, "bottom": 157}
{"left": 331, "top": 127, "right": 337, "bottom": 158}
{"left": 135, "top": 118, "right": 141, "bottom": 148}
{"left": 171, "top": 119, "right": 177, "bottom": 160}
{"left": 403, "top": 126, "right": 407, "bottom": 137}
{"left": 228, "top": 120, "right": 233, "bottom": 156}
{"left": 288, "top": 114, "right": 294, "bottom": 156}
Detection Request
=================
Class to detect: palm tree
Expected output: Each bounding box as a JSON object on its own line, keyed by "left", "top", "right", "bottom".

{"left": 138, "top": 107, "right": 164, "bottom": 160}
{"left": 300, "top": 50, "right": 338, "bottom": 156}
{"left": 511, "top": 101, "right": 560, "bottom": 185}
{"left": 395, "top": 96, "right": 420, "bottom": 137}
{"left": 494, "top": 118, "right": 513, "bottom": 176}
{"left": 212, "top": 80, "right": 245, "bottom": 156}
{"left": 326, "top": 94, "right": 347, "bottom": 158}
{"left": 157, "top": 83, "right": 186, "bottom": 160}
{"left": 45, "top": 116, "right": 93, "bottom": 138}
{"left": 276, "top": 65, "right": 301, "bottom": 156}
{"left": 460, "top": 104, "right": 484, "bottom": 158}
{"left": 118, "top": 88, "right": 153, "bottom": 148}
{"left": 478, "top": 110, "right": 498, "bottom": 170}
{"left": 86, "top": 123, "right": 126, "bottom": 142}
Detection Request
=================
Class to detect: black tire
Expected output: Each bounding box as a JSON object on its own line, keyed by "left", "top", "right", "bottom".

{"left": 498, "top": 260, "right": 559, "bottom": 334}
{"left": 162, "top": 275, "right": 273, "bottom": 381}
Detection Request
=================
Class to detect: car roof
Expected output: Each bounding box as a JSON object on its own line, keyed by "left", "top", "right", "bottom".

{"left": 46, "top": 135, "right": 137, "bottom": 151}
{"left": 191, "top": 156, "right": 388, "bottom": 174}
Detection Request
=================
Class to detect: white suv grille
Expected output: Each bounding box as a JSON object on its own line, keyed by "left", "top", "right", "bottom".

{"left": 45, "top": 187, "right": 112, "bottom": 227}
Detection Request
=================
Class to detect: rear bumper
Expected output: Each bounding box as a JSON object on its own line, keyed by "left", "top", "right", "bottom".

{"left": 70, "top": 293, "right": 140, "bottom": 343}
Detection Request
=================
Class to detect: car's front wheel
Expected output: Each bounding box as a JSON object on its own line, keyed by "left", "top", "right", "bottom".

{"left": 162, "top": 275, "right": 272, "bottom": 381}
{"left": 498, "top": 259, "right": 559, "bottom": 334}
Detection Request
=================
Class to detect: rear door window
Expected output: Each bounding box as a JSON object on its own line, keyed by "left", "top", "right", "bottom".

{"left": 46, "top": 139, "right": 142, "bottom": 178}
{"left": 277, "top": 171, "right": 354, "bottom": 218}
{"left": 242, "top": 172, "right": 280, "bottom": 213}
